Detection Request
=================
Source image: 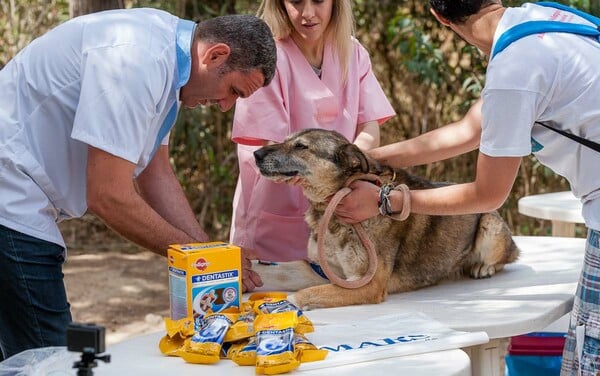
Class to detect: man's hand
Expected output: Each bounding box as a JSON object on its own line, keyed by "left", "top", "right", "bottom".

{"left": 334, "top": 180, "right": 380, "bottom": 224}
{"left": 241, "top": 247, "right": 263, "bottom": 292}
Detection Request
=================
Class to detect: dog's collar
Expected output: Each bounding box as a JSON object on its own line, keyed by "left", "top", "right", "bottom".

{"left": 309, "top": 262, "right": 329, "bottom": 280}
{"left": 258, "top": 260, "right": 329, "bottom": 281}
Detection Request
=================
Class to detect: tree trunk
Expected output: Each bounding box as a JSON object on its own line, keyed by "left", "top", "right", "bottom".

{"left": 70, "top": 0, "right": 124, "bottom": 18}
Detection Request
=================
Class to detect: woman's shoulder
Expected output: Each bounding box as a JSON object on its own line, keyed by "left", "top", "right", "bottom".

{"left": 350, "top": 36, "right": 370, "bottom": 56}
{"left": 275, "top": 37, "right": 296, "bottom": 56}
{"left": 345, "top": 37, "right": 373, "bottom": 71}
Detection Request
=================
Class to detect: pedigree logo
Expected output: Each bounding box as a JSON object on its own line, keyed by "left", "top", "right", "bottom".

{"left": 194, "top": 258, "right": 209, "bottom": 271}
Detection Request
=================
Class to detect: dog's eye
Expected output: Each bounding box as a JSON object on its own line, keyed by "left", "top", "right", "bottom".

{"left": 294, "top": 142, "right": 309, "bottom": 150}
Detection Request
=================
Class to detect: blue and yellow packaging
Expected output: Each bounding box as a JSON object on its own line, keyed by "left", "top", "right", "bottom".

{"left": 167, "top": 242, "right": 242, "bottom": 329}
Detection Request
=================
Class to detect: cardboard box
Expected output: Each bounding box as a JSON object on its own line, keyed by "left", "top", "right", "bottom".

{"left": 167, "top": 242, "right": 242, "bottom": 328}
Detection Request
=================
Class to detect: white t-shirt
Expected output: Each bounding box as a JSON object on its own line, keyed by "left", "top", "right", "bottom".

{"left": 0, "top": 8, "right": 194, "bottom": 246}
{"left": 481, "top": 3, "right": 600, "bottom": 230}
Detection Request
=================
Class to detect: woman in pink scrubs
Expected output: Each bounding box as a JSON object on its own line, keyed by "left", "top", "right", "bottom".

{"left": 230, "top": 0, "right": 395, "bottom": 264}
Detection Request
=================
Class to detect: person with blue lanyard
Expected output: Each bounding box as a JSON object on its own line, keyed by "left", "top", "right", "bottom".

{"left": 333, "top": 1, "right": 600, "bottom": 374}
{"left": 0, "top": 10, "right": 275, "bottom": 360}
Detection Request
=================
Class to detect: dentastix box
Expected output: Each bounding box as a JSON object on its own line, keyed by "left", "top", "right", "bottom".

{"left": 167, "top": 242, "right": 242, "bottom": 328}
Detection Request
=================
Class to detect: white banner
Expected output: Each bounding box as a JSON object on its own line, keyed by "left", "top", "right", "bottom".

{"left": 299, "top": 311, "right": 488, "bottom": 371}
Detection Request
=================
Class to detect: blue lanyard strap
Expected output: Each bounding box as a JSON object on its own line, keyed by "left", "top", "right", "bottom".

{"left": 491, "top": 2, "right": 600, "bottom": 59}
{"left": 492, "top": 21, "right": 600, "bottom": 58}
{"left": 536, "top": 1, "right": 600, "bottom": 25}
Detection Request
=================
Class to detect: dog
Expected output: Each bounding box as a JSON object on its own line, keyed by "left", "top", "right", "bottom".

{"left": 252, "top": 128, "right": 519, "bottom": 310}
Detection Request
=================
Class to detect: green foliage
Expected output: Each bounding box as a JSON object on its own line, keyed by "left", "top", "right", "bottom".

{"left": 389, "top": 15, "right": 444, "bottom": 86}
{"left": 0, "top": 0, "right": 70, "bottom": 67}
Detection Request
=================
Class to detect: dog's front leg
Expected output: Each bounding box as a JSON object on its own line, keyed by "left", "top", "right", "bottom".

{"left": 252, "top": 260, "right": 329, "bottom": 292}
{"left": 288, "top": 268, "right": 389, "bottom": 310}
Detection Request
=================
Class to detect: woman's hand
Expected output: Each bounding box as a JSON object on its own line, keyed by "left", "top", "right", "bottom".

{"left": 334, "top": 180, "right": 380, "bottom": 224}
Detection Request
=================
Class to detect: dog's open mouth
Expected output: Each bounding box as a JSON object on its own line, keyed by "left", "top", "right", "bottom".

{"left": 258, "top": 167, "right": 299, "bottom": 178}
{"left": 269, "top": 171, "right": 299, "bottom": 182}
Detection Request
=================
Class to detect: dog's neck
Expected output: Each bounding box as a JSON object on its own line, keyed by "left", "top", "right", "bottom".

{"left": 309, "top": 199, "right": 331, "bottom": 212}
{"left": 307, "top": 170, "right": 395, "bottom": 212}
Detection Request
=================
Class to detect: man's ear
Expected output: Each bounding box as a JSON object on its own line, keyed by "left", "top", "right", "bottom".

{"left": 430, "top": 7, "right": 451, "bottom": 26}
{"left": 201, "top": 43, "right": 231, "bottom": 68}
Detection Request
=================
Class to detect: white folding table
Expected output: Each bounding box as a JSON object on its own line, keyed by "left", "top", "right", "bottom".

{"left": 518, "top": 191, "right": 584, "bottom": 236}
{"left": 96, "top": 236, "right": 584, "bottom": 376}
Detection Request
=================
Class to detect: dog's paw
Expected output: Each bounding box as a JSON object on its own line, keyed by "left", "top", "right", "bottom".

{"left": 469, "top": 263, "right": 497, "bottom": 279}
{"left": 287, "top": 294, "right": 301, "bottom": 308}
{"left": 287, "top": 293, "right": 314, "bottom": 311}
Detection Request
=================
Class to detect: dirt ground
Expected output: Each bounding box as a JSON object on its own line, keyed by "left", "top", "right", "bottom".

{"left": 63, "top": 246, "right": 171, "bottom": 345}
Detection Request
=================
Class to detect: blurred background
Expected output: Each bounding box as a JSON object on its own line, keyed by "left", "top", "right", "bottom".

{"left": 2, "top": 0, "right": 595, "bottom": 250}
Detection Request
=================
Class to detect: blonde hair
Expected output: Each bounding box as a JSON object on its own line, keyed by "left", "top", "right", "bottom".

{"left": 257, "top": 0, "right": 354, "bottom": 82}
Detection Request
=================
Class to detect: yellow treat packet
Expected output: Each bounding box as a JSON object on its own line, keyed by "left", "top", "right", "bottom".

{"left": 229, "top": 337, "right": 258, "bottom": 366}
{"left": 179, "top": 311, "right": 238, "bottom": 364}
{"left": 223, "top": 309, "right": 256, "bottom": 343}
{"left": 254, "top": 311, "right": 300, "bottom": 375}
{"left": 158, "top": 317, "right": 195, "bottom": 356}
{"left": 294, "top": 333, "right": 328, "bottom": 363}
{"left": 248, "top": 292, "right": 288, "bottom": 301}
{"left": 253, "top": 297, "right": 314, "bottom": 334}
{"left": 158, "top": 334, "right": 184, "bottom": 356}
{"left": 164, "top": 316, "right": 195, "bottom": 338}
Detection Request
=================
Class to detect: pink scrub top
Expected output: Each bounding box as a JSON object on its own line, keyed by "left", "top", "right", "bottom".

{"left": 230, "top": 37, "right": 395, "bottom": 262}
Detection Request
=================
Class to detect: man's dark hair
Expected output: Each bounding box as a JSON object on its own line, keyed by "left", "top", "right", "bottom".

{"left": 196, "top": 14, "right": 277, "bottom": 86}
{"left": 429, "top": 0, "right": 498, "bottom": 24}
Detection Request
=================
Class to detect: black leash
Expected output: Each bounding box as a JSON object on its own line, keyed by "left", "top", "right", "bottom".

{"left": 535, "top": 121, "right": 600, "bottom": 153}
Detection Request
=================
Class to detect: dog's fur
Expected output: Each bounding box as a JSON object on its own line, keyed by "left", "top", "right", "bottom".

{"left": 252, "top": 129, "right": 519, "bottom": 310}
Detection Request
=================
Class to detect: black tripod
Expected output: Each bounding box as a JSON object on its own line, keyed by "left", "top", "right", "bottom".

{"left": 72, "top": 347, "right": 111, "bottom": 376}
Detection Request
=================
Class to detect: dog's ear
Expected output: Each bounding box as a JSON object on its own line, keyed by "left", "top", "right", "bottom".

{"left": 337, "top": 144, "right": 383, "bottom": 174}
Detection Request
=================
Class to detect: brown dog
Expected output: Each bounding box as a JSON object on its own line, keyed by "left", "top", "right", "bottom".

{"left": 252, "top": 129, "right": 519, "bottom": 310}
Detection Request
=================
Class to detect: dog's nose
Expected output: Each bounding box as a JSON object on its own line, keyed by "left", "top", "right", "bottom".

{"left": 254, "top": 148, "right": 268, "bottom": 163}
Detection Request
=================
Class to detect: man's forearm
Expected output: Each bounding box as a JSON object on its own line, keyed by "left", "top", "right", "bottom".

{"left": 89, "top": 186, "right": 199, "bottom": 256}
{"left": 135, "top": 146, "right": 209, "bottom": 243}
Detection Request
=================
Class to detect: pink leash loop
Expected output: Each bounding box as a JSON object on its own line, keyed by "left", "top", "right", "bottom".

{"left": 316, "top": 174, "right": 382, "bottom": 289}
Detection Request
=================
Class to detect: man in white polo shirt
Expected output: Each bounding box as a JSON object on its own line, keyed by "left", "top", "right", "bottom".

{"left": 0, "top": 9, "right": 275, "bottom": 359}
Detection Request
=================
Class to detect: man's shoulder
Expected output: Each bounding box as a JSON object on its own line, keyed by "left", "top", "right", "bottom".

{"left": 77, "top": 8, "right": 178, "bottom": 58}
{"left": 69, "top": 7, "right": 177, "bottom": 31}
